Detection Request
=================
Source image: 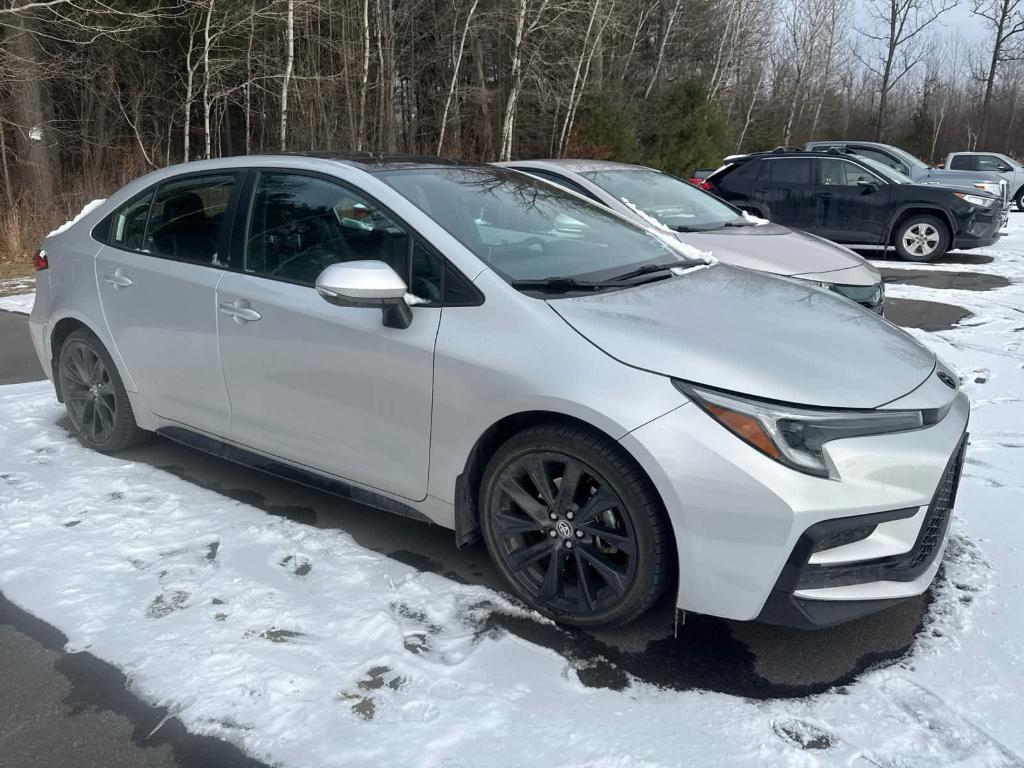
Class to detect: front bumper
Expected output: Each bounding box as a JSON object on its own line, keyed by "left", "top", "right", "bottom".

{"left": 953, "top": 208, "right": 1003, "bottom": 250}
{"left": 830, "top": 282, "right": 885, "bottom": 314}
{"left": 620, "top": 384, "right": 970, "bottom": 626}
{"left": 756, "top": 432, "right": 966, "bottom": 628}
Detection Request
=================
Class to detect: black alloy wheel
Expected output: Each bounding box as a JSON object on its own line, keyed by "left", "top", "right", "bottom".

{"left": 480, "top": 425, "right": 670, "bottom": 628}
{"left": 57, "top": 329, "right": 149, "bottom": 453}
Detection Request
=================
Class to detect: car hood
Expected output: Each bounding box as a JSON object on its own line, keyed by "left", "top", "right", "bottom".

{"left": 673, "top": 223, "right": 875, "bottom": 280}
{"left": 919, "top": 168, "right": 1004, "bottom": 185}
{"left": 549, "top": 264, "right": 935, "bottom": 409}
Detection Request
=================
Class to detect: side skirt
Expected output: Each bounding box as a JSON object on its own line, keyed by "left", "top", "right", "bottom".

{"left": 157, "top": 426, "right": 434, "bottom": 525}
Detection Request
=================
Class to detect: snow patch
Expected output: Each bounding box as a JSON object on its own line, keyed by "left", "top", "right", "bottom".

{"left": 742, "top": 210, "right": 769, "bottom": 225}
{"left": 0, "top": 290, "right": 34, "bottom": 315}
{"left": 47, "top": 198, "right": 105, "bottom": 238}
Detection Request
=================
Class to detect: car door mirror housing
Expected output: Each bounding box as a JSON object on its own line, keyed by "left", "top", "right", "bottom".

{"left": 857, "top": 179, "right": 879, "bottom": 192}
{"left": 315, "top": 260, "right": 413, "bottom": 329}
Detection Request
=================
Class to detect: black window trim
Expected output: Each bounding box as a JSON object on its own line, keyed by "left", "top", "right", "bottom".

{"left": 235, "top": 166, "right": 482, "bottom": 308}
{"left": 91, "top": 169, "right": 245, "bottom": 271}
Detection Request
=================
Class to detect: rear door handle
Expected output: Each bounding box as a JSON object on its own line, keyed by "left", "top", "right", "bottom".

{"left": 103, "top": 269, "right": 134, "bottom": 289}
{"left": 218, "top": 300, "right": 262, "bottom": 324}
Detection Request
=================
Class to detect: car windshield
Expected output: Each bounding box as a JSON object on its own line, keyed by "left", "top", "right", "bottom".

{"left": 377, "top": 166, "right": 700, "bottom": 289}
{"left": 885, "top": 145, "right": 929, "bottom": 171}
{"left": 580, "top": 168, "right": 744, "bottom": 231}
{"left": 856, "top": 156, "right": 914, "bottom": 184}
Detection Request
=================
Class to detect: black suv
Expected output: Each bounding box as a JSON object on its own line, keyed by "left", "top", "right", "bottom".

{"left": 705, "top": 148, "right": 1002, "bottom": 261}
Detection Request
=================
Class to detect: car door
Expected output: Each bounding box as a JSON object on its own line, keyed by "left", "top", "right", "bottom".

{"left": 812, "top": 157, "right": 890, "bottom": 243}
{"left": 95, "top": 172, "right": 240, "bottom": 435}
{"left": 216, "top": 169, "right": 442, "bottom": 501}
{"left": 755, "top": 157, "right": 816, "bottom": 229}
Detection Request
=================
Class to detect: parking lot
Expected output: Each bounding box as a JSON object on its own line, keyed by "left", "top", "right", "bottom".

{"left": 1, "top": 228, "right": 1022, "bottom": 767}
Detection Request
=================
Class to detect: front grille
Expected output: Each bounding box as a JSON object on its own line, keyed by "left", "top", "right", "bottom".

{"left": 794, "top": 433, "right": 968, "bottom": 590}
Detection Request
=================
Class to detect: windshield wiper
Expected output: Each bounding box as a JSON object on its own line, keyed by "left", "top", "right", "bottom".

{"left": 510, "top": 277, "right": 620, "bottom": 293}
{"left": 723, "top": 219, "right": 755, "bottom": 227}
{"left": 670, "top": 223, "right": 723, "bottom": 232}
{"left": 608, "top": 259, "right": 707, "bottom": 283}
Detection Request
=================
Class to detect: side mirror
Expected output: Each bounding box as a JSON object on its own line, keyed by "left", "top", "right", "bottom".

{"left": 856, "top": 178, "right": 878, "bottom": 192}
{"left": 315, "top": 260, "right": 412, "bottom": 329}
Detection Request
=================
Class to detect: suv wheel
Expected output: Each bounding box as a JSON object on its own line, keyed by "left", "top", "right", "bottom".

{"left": 894, "top": 214, "right": 949, "bottom": 262}
{"left": 57, "top": 329, "right": 150, "bottom": 453}
{"left": 479, "top": 424, "right": 671, "bottom": 628}
{"left": 1015, "top": 187, "right": 1024, "bottom": 212}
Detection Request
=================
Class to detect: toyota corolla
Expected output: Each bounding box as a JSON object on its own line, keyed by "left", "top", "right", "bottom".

{"left": 29, "top": 154, "right": 968, "bottom": 629}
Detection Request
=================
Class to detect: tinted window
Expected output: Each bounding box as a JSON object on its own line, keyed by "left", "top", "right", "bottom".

{"left": 728, "top": 160, "right": 764, "bottom": 182}
{"left": 948, "top": 155, "right": 974, "bottom": 171}
{"left": 765, "top": 158, "right": 810, "bottom": 183}
{"left": 244, "top": 172, "right": 442, "bottom": 301}
{"left": 518, "top": 168, "right": 601, "bottom": 202}
{"left": 145, "top": 174, "right": 235, "bottom": 265}
{"left": 378, "top": 166, "right": 693, "bottom": 285}
{"left": 108, "top": 192, "right": 154, "bottom": 251}
{"left": 816, "top": 158, "right": 880, "bottom": 186}
{"left": 581, "top": 168, "right": 742, "bottom": 230}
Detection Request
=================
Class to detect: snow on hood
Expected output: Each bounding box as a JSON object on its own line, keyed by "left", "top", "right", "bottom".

{"left": 619, "top": 197, "right": 717, "bottom": 265}
{"left": 741, "top": 211, "right": 769, "bottom": 225}
{"left": 550, "top": 264, "right": 934, "bottom": 408}
{"left": 48, "top": 198, "right": 105, "bottom": 237}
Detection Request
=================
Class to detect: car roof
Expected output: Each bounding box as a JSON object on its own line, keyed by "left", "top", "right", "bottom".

{"left": 296, "top": 151, "right": 470, "bottom": 171}
{"left": 731, "top": 148, "right": 869, "bottom": 162}
{"left": 499, "top": 158, "right": 652, "bottom": 174}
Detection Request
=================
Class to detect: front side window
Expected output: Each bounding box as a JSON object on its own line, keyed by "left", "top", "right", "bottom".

{"left": 377, "top": 166, "right": 697, "bottom": 286}
{"left": 975, "top": 154, "right": 1012, "bottom": 172}
{"left": 146, "top": 174, "right": 236, "bottom": 265}
{"left": 518, "top": 168, "right": 601, "bottom": 202}
{"left": 580, "top": 168, "right": 743, "bottom": 231}
{"left": 244, "top": 172, "right": 442, "bottom": 301}
{"left": 852, "top": 147, "right": 909, "bottom": 174}
{"left": 817, "top": 159, "right": 881, "bottom": 186}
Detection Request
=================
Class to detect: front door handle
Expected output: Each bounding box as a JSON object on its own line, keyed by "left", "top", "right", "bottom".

{"left": 219, "top": 300, "right": 262, "bottom": 324}
{"left": 103, "top": 269, "right": 134, "bottom": 289}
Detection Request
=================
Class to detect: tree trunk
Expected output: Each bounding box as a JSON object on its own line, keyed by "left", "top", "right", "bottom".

{"left": 437, "top": 0, "right": 479, "bottom": 155}
{"left": 280, "top": 0, "right": 295, "bottom": 151}
{"left": 356, "top": 0, "right": 370, "bottom": 151}
{"left": 202, "top": 0, "right": 214, "bottom": 160}
{"left": 645, "top": 0, "right": 682, "bottom": 99}
{"left": 8, "top": 12, "right": 55, "bottom": 208}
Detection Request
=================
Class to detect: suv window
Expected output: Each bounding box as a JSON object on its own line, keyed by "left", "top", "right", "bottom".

{"left": 816, "top": 158, "right": 880, "bottom": 186}
{"left": 851, "top": 147, "right": 907, "bottom": 175}
{"left": 765, "top": 158, "right": 810, "bottom": 183}
{"left": 948, "top": 154, "right": 975, "bottom": 171}
{"left": 146, "top": 174, "right": 236, "bottom": 265}
{"left": 244, "top": 171, "right": 442, "bottom": 302}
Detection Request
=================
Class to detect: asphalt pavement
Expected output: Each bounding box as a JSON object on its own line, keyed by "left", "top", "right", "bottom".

{"left": 0, "top": 259, "right": 1001, "bottom": 763}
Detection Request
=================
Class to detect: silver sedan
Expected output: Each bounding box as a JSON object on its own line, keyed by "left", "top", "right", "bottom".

{"left": 498, "top": 158, "right": 886, "bottom": 312}
{"left": 29, "top": 155, "right": 965, "bottom": 629}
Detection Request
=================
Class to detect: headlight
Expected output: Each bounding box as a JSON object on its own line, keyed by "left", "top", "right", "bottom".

{"left": 972, "top": 182, "right": 1001, "bottom": 196}
{"left": 955, "top": 192, "right": 995, "bottom": 207}
{"left": 674, "top": 382, "right": 924, "bottom": 477}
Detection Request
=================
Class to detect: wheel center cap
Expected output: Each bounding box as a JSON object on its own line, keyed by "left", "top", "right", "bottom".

{"left": 89, "top": 384, "right": 100, "bottom": 398}
{"left": 555, "top": 520, "right": 574, "bottom": 538}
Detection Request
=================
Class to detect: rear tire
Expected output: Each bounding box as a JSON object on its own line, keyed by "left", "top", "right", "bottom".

{"left": 893, "top": 214, "right": 950, "bottom": 262}
{"left": 1014, "top": 187, "right": 1024, "bottom": 212}
{"left": 57, "top": 329, "right": 150, "bottom": 453}
{"left": 479, "top": 423, "right": 672, "bottom": 629}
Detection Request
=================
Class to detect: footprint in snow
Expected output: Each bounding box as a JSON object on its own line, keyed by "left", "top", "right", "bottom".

{"left": 146, "top": 590, "right": 190, "bottom": 618}
{"left": 279, "top": 554, "right": 312, "bottom": 576}
{"left": 771, "top": 717, "right": 835, "bottom": 751}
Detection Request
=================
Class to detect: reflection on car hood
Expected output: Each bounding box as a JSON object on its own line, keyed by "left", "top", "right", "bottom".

{"left": 673, "top": 223, "right": 873, "bottom": 279}
{"left": 550, "top": 265, "right": 935, "bottom": 409}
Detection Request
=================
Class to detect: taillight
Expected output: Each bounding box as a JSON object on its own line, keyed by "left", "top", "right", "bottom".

{"left": 33, "top": 249, "right": 48, "bottom": 270}
{"left": 699, "top": 180, "right": 712, "bottom": 191}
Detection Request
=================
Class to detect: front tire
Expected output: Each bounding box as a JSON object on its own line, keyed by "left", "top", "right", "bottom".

{"left": 1014, "top": 187, "right": 1024, "bottom": 212}
{"left": 57, "top": 329, "right": 150, "bottom": 453}
{"left": 893, "top": 214, "right": 950, "bottom": 262}
{"left": 479, "top": 424, "right": 671, "bottom": 628}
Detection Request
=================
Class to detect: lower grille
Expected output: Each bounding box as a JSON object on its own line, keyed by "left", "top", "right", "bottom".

{"left": 794, "top": 433, "right": 968, "bottom": 591}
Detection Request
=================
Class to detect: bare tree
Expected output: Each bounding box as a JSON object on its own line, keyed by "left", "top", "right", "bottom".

{"left": 973, "top": 0, "right": 1024, "bottom": 144}
{"left": 857, "top": 0, "right": 957, "bottom": 140}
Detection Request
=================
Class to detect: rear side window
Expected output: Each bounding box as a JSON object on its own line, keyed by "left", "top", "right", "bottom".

{"left": 108, "top": 192, "right": 154, "bottom": 251}
{"left": 948, "top": 155, "right": 974, "bottom": 171}
{"left": 765, "top": 158, "right": 810, "bottom": 183}
{"left": 726, "top": 160, "right": 764, "bottom": 182}
{"left": 146, "top": 174, "right": 236, "bottom": 265}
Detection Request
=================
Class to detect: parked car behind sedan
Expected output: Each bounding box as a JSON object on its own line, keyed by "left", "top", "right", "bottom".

{"left": 498, "top": 159, "right": 884, "bottom": 313}
{"left": 945, "top": 151, "right": 1024, "bottom": 211}
{"left": 30, "top": 154, "right": 968, "bottom": 630}
{"left": 804, "top": 140, "right": 1009, "bottom": 207}
{"left": 706, "top": 148, "right": 1002, "bottom": 261}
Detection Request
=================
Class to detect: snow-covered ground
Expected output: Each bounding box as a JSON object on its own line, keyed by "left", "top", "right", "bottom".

{"left": 1, "top": 224, "right": 1023, "bottom": 767}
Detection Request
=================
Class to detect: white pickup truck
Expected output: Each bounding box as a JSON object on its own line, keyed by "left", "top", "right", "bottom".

{"left": 945, "top": 151, "right": 1024, "bottom": 211}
